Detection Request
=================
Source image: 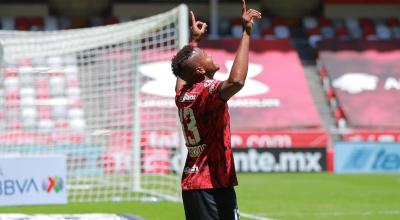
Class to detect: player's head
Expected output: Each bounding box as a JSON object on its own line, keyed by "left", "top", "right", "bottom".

{"left": 171, "top": 45, "right": 219, "bottom": 83}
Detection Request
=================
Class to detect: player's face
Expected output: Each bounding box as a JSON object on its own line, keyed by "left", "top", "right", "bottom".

{"left": 192, "top": 48, "right": 219, "bottom": 78}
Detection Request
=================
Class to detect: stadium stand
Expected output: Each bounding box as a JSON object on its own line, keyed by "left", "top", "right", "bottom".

{"left": 0, "top": 15, "right": 293, "bottom": 39}
{"left": 304, "top": 17, "right": 400, "bottom": 48}
{"left": 0, "top": 15, "right": 326, "bottom": 148}
{"left": 317, "top": 40, "right": 400, "bottom": 140}
{"left": 0, "top": 1, "right": 399, "bottom": 211}
{"left": 1, "top": 54, "right": 85, "bottom": 143}
{"left": 0, "top": 1, "right": 398, "bottom": 144}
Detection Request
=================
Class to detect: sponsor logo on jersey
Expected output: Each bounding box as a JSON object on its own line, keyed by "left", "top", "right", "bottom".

{"left": 183, "top": 165, "right": 199, "bottom": 174}
{"left": 179, "top": 92, "right": 197, "bottom": 102}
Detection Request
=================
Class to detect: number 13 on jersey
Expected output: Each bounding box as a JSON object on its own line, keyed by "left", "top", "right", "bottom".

{"left": 178, "top": 108, "right": 201, "bottom": 145}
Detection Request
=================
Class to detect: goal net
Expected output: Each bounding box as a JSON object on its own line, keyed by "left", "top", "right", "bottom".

{"left": 0, "top": 5, "right": 188, "bottom": 202}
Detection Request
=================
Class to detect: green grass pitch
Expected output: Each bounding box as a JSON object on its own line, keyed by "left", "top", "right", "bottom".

{"left": 0, "top": 173, "right": 399, "bottom": 220}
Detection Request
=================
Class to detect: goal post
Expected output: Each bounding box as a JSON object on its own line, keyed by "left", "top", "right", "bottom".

{"left": 0, "top": 4, "right": 189, "bottom": 202}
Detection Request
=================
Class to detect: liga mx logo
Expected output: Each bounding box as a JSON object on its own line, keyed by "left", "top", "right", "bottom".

{"left": 42, "top": 176, "right": 64, "bottom": 193}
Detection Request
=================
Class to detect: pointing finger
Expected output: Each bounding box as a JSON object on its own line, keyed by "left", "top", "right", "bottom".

{"left": 190, "top": 11, "right": 196, "bottom": 24}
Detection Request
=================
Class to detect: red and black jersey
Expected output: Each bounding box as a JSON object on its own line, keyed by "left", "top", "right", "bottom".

{"left": 175, "top": 79, "right": 238, "bottom": 190}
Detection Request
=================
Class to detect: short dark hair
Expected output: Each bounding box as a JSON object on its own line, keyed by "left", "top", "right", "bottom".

{"left": 171, "top": 45, "right": 195, "bottom": 78}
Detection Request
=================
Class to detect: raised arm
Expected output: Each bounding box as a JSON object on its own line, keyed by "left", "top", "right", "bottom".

{"left": 175, "top": 11, "right": 208, "bottom": 93}
{"left": 218, "top": 0, "right": 261, "bottom": 101}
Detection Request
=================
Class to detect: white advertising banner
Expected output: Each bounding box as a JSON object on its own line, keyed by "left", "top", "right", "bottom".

{"left": 0, "top": 155, "right": 67, "bottom": 206}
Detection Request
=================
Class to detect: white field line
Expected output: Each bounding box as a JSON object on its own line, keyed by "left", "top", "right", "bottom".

{"left": 265, "top": 210, "right": 400, "bottom": 218}
{"left": 241, "top": 212, "right": 274, "bottom": 220}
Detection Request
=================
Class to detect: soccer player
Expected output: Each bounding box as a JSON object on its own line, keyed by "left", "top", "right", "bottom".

{"left": 171, "top": 0, "right": 261, "bottom": 219}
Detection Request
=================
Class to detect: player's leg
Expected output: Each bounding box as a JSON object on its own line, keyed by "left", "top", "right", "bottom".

{"left": 182, "top": 187, "right": 239, "bottom": 220}
{"left": 182, "top": 189, "right": 219, "bottom": 220}
{"left": 214, "top": 187, "right": 240, "bottom": 220}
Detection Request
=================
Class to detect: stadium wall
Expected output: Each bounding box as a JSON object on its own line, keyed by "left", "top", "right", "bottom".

{"left": 325, "top": 4, "right": 400, "bottom": 17}
{"left": 113, "top": 3, "right": 260, "bottom": 20}
{"left": 0, "top": 4, "right": 48, "bottom": 16}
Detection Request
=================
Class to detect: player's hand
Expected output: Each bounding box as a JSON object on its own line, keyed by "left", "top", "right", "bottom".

{"left": 190, "top": 11, "right": 208, "bottom": 42}
{"left": 241, "top": 0, "right": 261, "bottom": 35}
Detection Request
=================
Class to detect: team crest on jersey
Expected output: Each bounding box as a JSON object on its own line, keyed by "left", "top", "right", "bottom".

{"left": 179, "top": 92, "right": 197, "bottom": 102}
{"left": 203, "top": 80, "right": 217, "bottom": 94}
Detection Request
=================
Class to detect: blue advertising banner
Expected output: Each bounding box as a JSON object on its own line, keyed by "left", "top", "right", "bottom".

{"left": 335, "top": 142, "right": 400, "bottom": 173}
{"left": 0, "top": 145, "right": 105, "bottom": 176}
{"left": 0, "top": 155, "right": 67, "bottom": 206}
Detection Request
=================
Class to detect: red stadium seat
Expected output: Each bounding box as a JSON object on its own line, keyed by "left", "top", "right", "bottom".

{"left": 15, "top": 17, "right": 30, "bottom": 31}
{"left": 362, "top": 25, "right": 377, "bottom": 39}
{"left": 336, "top": 26, "right": 349, "bottom": 39}
{"left": 307, "top": 27, "right": 321, "bottom": 36}
{"left": 30, "top": 17, "right": 44, "bottom": 26}
{"left": 38, "top": 106, "right": 52, "bottom": 119}
{"left": 66, "top": 76, "right": 80, "bottom": 87}
{"left": 230, "top": 17, "right": 242, "bottom": 26}
{"left": 386, "top": 17, "right": 399, "bottom": 28}
{"left": 261, "top": 27, "right": 274, "bottom": 39}
{"left": 35, "top": 76, "right": 49, "bottom": 88}
{"left": 18, "top": 58, "right": 33, "bottom": 67}
{"left": 325, "top": 86, "right": 335, "bottom": 100}
{"left": 7, "top": 121, "right": 22, "bottom": 130}
{"left": 55, "top": 119, "right": 69, "bottom": 128}
{"left": 5, "top": 89, "right": 20, "bottom": 100}
{"left": 5, "top": 68, "right": 18, "bottom": 77}
{"left": 319, "top": 66, "right": 328, "bottom": 77}
{"left": 359, "top": 18, "right": 374, "bottom": 29}
{"left": 318, "top": 17, "right": 333, "bottom": 28}
{"left": 105, "top": 17, "right": 120, "bottom": 25}
{"left": 334, "top": 107, "right": 345, "bottom": 120}
{"left": 272, "top": 17, "right": 286, "bottom": 27}
{"left": 30, "top": 17, "right": 44, "bottom": 30}
{"left": 36, "top": 87, "right": 50, "bottom": 99}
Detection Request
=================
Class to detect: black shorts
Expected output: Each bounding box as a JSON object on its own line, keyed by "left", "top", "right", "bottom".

{"left": 182, "top": 187, "right": 240, "bottom": 220}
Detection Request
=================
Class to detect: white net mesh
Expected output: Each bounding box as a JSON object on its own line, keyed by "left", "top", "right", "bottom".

{"left": 0, "top": 5, "right": 188, "bottom": 202}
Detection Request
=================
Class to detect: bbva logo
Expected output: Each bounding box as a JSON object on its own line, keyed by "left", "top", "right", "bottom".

{"left": 139, "top": 60, "right": 269, "bottom": 97}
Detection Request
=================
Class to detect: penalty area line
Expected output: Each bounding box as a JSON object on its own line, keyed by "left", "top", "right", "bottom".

{"left": 241, "top": 212, "right": 274, "bottom": 220}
